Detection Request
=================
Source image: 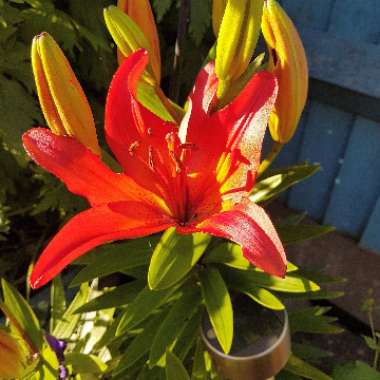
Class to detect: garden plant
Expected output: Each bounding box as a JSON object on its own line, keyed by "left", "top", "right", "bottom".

{"left": 0, "top": 0, "right": 379, "bottom": 379}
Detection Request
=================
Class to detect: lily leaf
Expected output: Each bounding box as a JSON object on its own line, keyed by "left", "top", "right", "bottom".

{"left": 285, "top": 354, "right": 333, "bottom": 380}
{"left": 332, "top": 360, "right": 380, "bottom": 380}
{"left": 0, "top": 278, "right": 43, "bottom": 351}
{"left": 70, "top": 237, "right": 159, "bottom": 287}
{"left": 74, "top": 280, "right": 145, "bottom": 313}
{"left": 289, "top": 306, "right": 344, "bottom": 334}
{"left": 53, "top": 283, "right": 89, "bottom": 339}
{"left": 166, "top": 350, "right": 191, "bottom": 380}
{"left": 116, "top": 286, "right": 177, "bottom": 336}
{"left": 278, "top": 224, "right": 335, "bottom": 245}
{"left": 65, "top": 353, "right": 107, "bottom": 374}
{"left": 114, "top": 312, "right": 165, "bottom": 375}
{"left": 251, "top": 163, "right": 320, "bottom": 203}
{"left": 148, "top": 227, "right": 211, "bottom": 290}
{"left": 50, "top": 276, "right": 66, "bottom": 333}
{"left": 149, "top": 288, "right": 201, "bottom": 367}
{"left": 205, "top": 242, "right": 298, "bottom": 272}
{"left": 241, "top": 285, "right": 284, "bottom": 310}
{"left": 222, "top": 267, "right": 320, "bottom": 293}
{"left": 200, "top": 267, "right": 233, "bottom": 354}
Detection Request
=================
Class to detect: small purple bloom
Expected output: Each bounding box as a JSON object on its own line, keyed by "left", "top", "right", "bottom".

{"left": 46, "top": 334, "right": 68, "bottom": 379}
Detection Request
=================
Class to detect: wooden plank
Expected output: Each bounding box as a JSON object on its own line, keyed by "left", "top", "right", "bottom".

{"left": 287, "top": 101, "right": 353, "bottom": 220}
{"left": 360, "top": 195, "right": 380, "bottom": 253}
{"left": 298, "top": 27, "right": 380, "bottom": 101}
{"left": 272, "top": 102, "right": 309, "bottom": 169}
{"left": 324, "top": 117, "right": 380, "bottom": 237}
{"left": 309, "top": 79, "right": 380, "bottom": 124}
{"left": 328, "top": 0, "right": 380, "bottom": 43}
{"left": 281, "top": 0, "right": 334, "bottom": 31}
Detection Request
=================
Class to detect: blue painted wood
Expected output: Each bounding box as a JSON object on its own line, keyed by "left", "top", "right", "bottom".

{"left": 324, "top": 117, "right": 380, "bottom": 236}
{"left": 273, "top": 102, "right": 310, "bottom": 169}
{"left": 298, "top": 27, "right": 380, "bottom": 102}
{"left": 328, "top": 0, "right": 380, "bottom": 44}
{"left": 287, "top": 101, "right": 353, "bottom": 220}
{"left": 360, "top": 195, "right": 380, "bottom": 254}
{"left": 281, "top": 0, "right": 334, "bottom": 32}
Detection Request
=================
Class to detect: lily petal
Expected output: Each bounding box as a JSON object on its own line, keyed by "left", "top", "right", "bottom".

{"left": 30, "top": 202, "right": 174, "bottom": 289}
{"left": 194, "top": 199, "right": 286, "bottom": 277}
{"left": 22, "top": 128, "right": 167, "bottom": 211}
{"left": 105, "top": 50, "right": 177, "bottom": 201}
{"left": 214, "top": 70, "right": 277, "bottom": 197}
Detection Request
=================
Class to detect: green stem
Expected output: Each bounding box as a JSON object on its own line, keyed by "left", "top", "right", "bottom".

{"left": 169, "top": 0, "right": 190, "bottom": 102}
{"left": 258, "top": 141, "right": 283, "bottom": 177}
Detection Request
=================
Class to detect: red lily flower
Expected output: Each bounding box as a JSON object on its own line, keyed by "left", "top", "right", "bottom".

{"left": 23, "top": 50, "right": 286, "bottom": 289}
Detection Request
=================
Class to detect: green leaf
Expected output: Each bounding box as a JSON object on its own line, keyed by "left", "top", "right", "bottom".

{"left": 200, "top": 267, "right": 233, "bottom": 354}
{"left": 189, "top": 0, "right": 210, "bottom": 45}
{"left": 292, "top": 342, "right": 332, "bottom": 364}
{"left": 50, "top": 276, "right": 66, "bottom": 333}
{"left": 0, "top": 76, "right": 40, "bottom": 154}
{"left": 148, "top": 228, "right": 211, "bottom": 290}
{"left": 332, "top": 360, "right": 380, "bottom": 380}
{"left": 1, "top": 278, "right": 43, "bottom": 350}
{"left": 283, "top": 290, "right": 344, "bottom": 301}
{"left": 222, "top": 267, "right": 320, "bottom": 293}
{"left": 205, "top": 242, "right": 298, "bottom": 272}
{"left": 65, "top": 353, "right": 107, "bottom": 374}
{"left": 289, "top": 307, "right": 344, "bottom": 335}
{"left": 114, "top": 312, "right": 165, "bottom": 376}
{"left": 166, "top": 351, "right": 191, "bottom": 380}
{"left": 116, "top": 286, "right": 177, "bottom": 336}
{"left": 251, "top": 163, "right": 320, "bottom": 203}
{"left": 152, "top": 0, "right": 174, "bottom": 22}
{"left": 277, "top": 224, "right": 335, "bottom": 245}
{"left": 70, "top": 237, "right": 159, "bottom": 286}
{"left": 285, "top": 354, "right": 333, "bottom": 380}
{"left": 53, "top": 283, "right": 89, "bottom": 339}
{"left": 174, "top": 310, "right": 202, "bottom": 361}
{"left": 149, "top": 288, "right": 201, "bottom": 367}
{"left": 363, "top": 335, "right": 380, "bottom": 351}
{"left": 74, "top": 280, "right": 144, "bottom": 313}
{"left": 191, "top": 340, "right": 209, "bottom": 380}
{"left": 242, "top": 285, "right": 284, "bottom": 310}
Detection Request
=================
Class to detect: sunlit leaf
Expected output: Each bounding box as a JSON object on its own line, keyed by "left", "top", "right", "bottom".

{"left": 148, "top": 227, "right": 210, "bottom": 290}
{"left": 200, "top": 267, "right": 233, "bottom": 354}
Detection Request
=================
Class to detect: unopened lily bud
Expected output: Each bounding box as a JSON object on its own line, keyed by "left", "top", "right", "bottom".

{"left": 0, "top": 330, "right": 30, "bottom": 379}
{"left": 215, "top": 0, "right": 264, "bottom": 98}
{"left": 262, "top": 0, "right": 308, "bottom": 143}
{"left": 212, "top": 0, "right": 227, "bottom": 36}
{"left": 104, "top": 6, "right": 158, "bottom": 84}
{"left": 117, "top": 0, "right": 161, "bottom": 83}
{"left": 31, "top": 33, "right": 100, "bottom": 154}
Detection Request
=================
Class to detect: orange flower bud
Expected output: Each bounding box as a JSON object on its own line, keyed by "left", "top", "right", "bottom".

{"left": 262, "top": 0, "right": 308, "bottom": 143}
{"left": 31, "top": 33, "right": 100, "bottom": 154}
{"left": 117, "top": 0, "right": 161, "bottom": 83}
{"left": 0, "top": 330, "right": 30, "bottom": 379}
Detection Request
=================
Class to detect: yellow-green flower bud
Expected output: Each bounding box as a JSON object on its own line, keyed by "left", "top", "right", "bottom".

{"left": 31, "top": 33, "right": 100, "bottom": 154}
{"left": 215, "top": 0, "right": 264, "bottom": 98}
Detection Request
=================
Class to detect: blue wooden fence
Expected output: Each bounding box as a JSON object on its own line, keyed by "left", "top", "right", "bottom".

{"left": 274, "top": 0, "right": 380, "bottom": 254}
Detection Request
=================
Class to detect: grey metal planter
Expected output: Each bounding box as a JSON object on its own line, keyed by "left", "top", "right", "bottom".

{"left": 201, "top": 297, "right": 291, "bottom": 380}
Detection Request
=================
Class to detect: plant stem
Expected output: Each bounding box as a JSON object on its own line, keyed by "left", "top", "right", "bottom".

{"left": 169, "top": 0, "right": 190, "bottom": 102}
{"left": 258, "top": 141, "right": 283, "bottom": 176}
